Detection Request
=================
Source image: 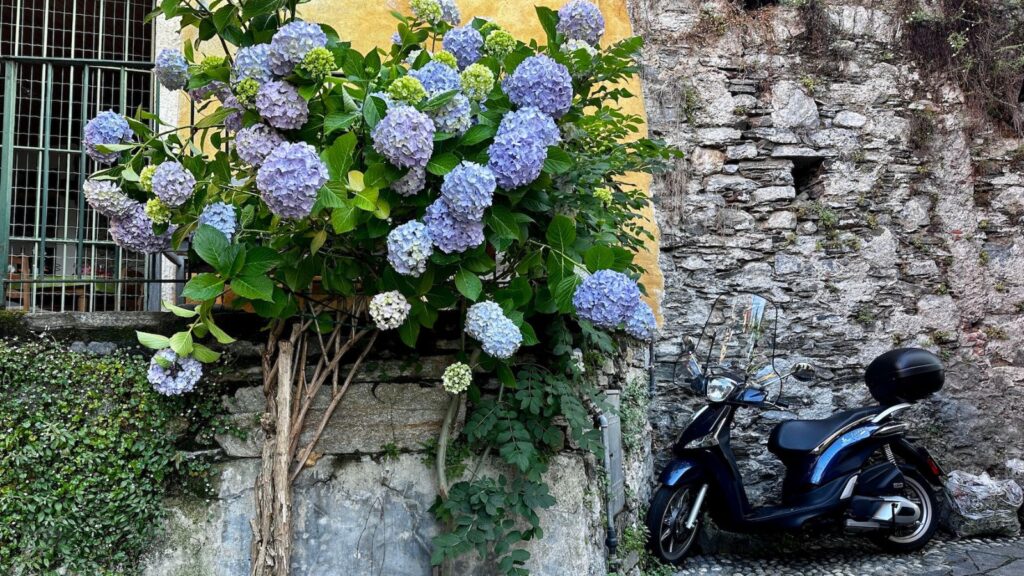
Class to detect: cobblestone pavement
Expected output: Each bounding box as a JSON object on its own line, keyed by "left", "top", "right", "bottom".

{"left": 673, "top": 536, "right": 1024, "bottom": 576}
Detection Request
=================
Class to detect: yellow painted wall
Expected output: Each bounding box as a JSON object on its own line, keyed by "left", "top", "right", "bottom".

{"left": 182, "top": 1, "right": 663, "bottom": 314}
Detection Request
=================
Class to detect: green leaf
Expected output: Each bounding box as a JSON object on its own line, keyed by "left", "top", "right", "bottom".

{"left": 242, "top": 247, "right": 281, "bottom": 276}
{"left": 203, "top": 315, "right": 236, "bottom": 344}
{"left": 169, "top": 331, "right": 194, "bottom": 356}
{"left": 162, "top": 301, "right": 198, "bottom": 318}
{"left": 136, "top": 331, "right": 170, "bottom": 350}
{"left": 193, "top": 224, "right": 231, "bottom": 273}
{"left": 363, "top": 94, "right": 385, "bottom": 129}
{"left": 398, "top": 320, "right": 420, "bottom": 348}
{"left": 543, "top": 146, "right": 574, "bottom": 174}
{"left": 426, "top": 152, "right": 460, "bottom": 176}
{"left": 241, "top": 0, "right": 281, "bottom": 19}
{"left": 191, "top": 343, "right": 222, "bottom": 363}
{"left": 212, "top": 5, "right": 234, "bottom": 31}
{"left": 535, "top": 6, "right": 559, "bottom": 47}
{"left": 331, "top": 201, "right": 359, "bottom": 234}
{"left": 459, "top": 123, "right": 497, "bottom": 147}
{"left": 455, "top": 269, "right": 483, "bottom": 301}
{"left": 322, "top": 132, "right": 357, "bottom": 181}
{"left": 310, "top": 229, "right": 327, "bottom": 255}
{"left": 584, "top": 245, "right": 616, "bottom": 272}
{"left": 545, "top": 214, "right": 576, "bottom": 251}
{"left": 421, "top": 89, "right": 458, "bottom": 111}
{"left": 551, "top": 275, "right": 580, "bottom": 313}
{"left": 181, "top": 273, "right": 224, "bottom": 301}
{"left": 195, "top": 106, "right": 232, "bottom": 128}
{"left": 324, "top": 111, "right": 360, "bottom": 136}
{"left": 230, "top": 274, "right": 274, "bottom": 302}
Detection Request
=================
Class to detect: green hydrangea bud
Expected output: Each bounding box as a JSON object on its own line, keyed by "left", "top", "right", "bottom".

{"left": 460, "top": 64, "right": 494, "bottom": 103}
{"left": 144, "top": 198, "right": 172, "bottom": 225}
{"left": 593, "top": 187, "right": 614, "bottom": 205}
{"left": 299, "top": 47, "right": 336, "bottom": 80}
{"left": 442, "top": 362, "right": 473, "bottom": 394}
{"left": 199, "top": 56, "right": 226, "bottom": 74}
{"left": 410, "top": 0, "right": 442, "bottom": 24}
{"left": 387, "top": 76, "right": 428, "bottom": 105}
{"left": 484, "top": 29, "right": 516, "bottom": 59}
{"left": 139, "top": 165, "right": 158, "bottom": 193}
{"left": 433, "top": 50, "right": 459, "bottom": 70}
{"left": 234, "top": 77, "right": 260, "bottom": 107}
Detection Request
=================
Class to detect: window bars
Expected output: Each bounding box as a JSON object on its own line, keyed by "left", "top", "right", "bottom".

{"left": 1, "top": 0, "right": 167, "bottom": 313}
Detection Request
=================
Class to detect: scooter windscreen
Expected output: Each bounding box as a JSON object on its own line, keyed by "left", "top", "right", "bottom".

{"left": 689, "top": 293, "right": 781, "bottom": 389}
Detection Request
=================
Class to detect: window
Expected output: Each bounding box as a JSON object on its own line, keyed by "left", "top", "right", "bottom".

{"left": 1, "top": 0, "right": 159, "bottom": 312}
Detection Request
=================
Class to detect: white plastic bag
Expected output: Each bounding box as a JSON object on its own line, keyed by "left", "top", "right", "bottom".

{"left": 945, "top": 470, "right": 1023, "bottom": 537}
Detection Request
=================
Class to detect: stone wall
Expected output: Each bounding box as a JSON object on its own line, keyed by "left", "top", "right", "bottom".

{"left": 634, "top": 0, "right": 1024, "bottom": 501}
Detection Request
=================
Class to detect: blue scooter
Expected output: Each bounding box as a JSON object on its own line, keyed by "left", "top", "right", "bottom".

{"left": 647, "top": 294, "right": 947, "bottom": 563}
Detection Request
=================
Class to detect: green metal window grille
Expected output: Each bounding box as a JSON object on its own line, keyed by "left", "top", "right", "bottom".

{"left": 1, "top": 0, "right": 162, "bottom": 313}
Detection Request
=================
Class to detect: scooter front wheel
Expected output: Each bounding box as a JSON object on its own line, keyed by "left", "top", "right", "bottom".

{"left": 646, "top": 483, "right": 703, "bottom": 564}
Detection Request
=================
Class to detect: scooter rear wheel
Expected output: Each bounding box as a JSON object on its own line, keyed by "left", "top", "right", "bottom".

{"left": 646, "top": 483, "right": 702, "bottom": 564}
{"left": 869, "top": 467, "right": 939, "bottom": 553}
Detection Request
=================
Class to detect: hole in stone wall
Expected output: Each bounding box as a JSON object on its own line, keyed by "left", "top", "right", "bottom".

{"left": 792, "top": 157, "right": 826, "bottom": 199}
{"left": 742, "top": 0, "right": 778, "bottom": 9}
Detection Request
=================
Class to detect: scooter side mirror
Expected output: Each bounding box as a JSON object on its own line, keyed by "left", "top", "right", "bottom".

{"left": 682, "top": 336, "right": 698, "bottom": 354}
{"left": 791, "top": 363, "right": 815, "bottom": 382}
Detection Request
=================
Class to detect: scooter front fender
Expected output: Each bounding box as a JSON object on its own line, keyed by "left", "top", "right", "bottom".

{"left": 659, "top": 457, "right": 705, "bottom": 488}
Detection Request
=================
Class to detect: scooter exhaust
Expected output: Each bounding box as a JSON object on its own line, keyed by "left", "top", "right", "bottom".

{"left": 844, "top": 496, "right": 921, "bottom": 532}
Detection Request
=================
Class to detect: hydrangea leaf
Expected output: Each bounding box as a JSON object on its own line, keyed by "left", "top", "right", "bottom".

{"left": 455, "top": 269, "right": 483, "bottom": 301}
{"left": 230, "top": 274, "right": 274, "bottom": 302}
{"left": 181, "top": 273, "right": 224, "bottom": 301}
{"left": 136, "top": 331, "right": 171, "bottom": 350}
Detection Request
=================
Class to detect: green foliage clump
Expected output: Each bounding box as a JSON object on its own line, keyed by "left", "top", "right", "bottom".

{"left": 0, "top": 340, "right": 225, "bottom": 575}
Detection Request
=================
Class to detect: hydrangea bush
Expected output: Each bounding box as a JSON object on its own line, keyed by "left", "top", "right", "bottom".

{"left": 87, "top": 1, "right": 678, "bottom": 572}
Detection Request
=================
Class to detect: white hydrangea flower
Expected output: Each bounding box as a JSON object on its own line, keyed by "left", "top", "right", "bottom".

{"left": 369, "top": 291, "right": 412, "bottom": 330}
{"left": 442, "top": 362, "right": 473, "bottom": 394}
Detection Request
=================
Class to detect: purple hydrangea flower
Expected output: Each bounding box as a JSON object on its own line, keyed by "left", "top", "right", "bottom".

{"left": 439, "top": 0, "right": 461, "bottom": 24}
{"left": 151, "top": 161, "right": 196, "bottom": 207}
{"left": 495, "top": 106, "right": 561, "bottom": 148}
{"left": 465, "top": 301, "right": 522, "bottom": 359}
{"left": 503, "top": 55, "right": 574, "bottom": 118}
{"left": 221, "top": 94, "right": 246, "bottom": 133}
{"left": 235, "top": 124, "right": 286, "bottom": 167}
{"left": 83, "top": 179, "right": 135, "bottom": 219}
{"left": 625, "top": 300, "right": 656, "bottom": 341}
{"left": 429, "top": 93, "right": 472, "bottom": 135}
{"left": 442, "top": 26, "right": 483, "bottom": 69}
{"left": 110, "top": 202, "right": 175, "bottom": 254}
{"left": 190, "top": 80, "right": 231, "bottom": 101}
{"left": 440, "top": 161, "right": 495, "bottom": 222}
{"left": 256, "top": 80, "right": 309, "bottom": 130}
{"left": 409, "top": 61, "right": 460, "bottom": 95}
{"left": 424, "top": 199, "right": 485, "bottom": 254}
{"left": 256, "top": 142, "right": 328, "bottom": 219}
{"left": 487, "top": 135, "right": 547, "bottom": 190}
{"left": 148, "top": 349, "right": 203, "bottom": 395}
{"left": 268, "top": 21, "right": 328, "bottom": 76}
{"left": 392, "top": 32, "right": 403, "bottom": 45}
{"left": 155, "top": 49, "right": 189, "bottom": 90}
{"left": 391, "top": 167, "right": 426, "bottom": 197}
{"left": 233, "top": 44, "right": 274, "bottom": 85}
{"left": 572, "top": 269, "right": 642, "bottom": 329}
{"left": 372, "top": 106, "right": 435, "bottom": 169}
{"left": 387, "top": 221, "right": 434, "bottom": 277}
{"left": 557, "top": 0, "right": 606, "bottom": 46}
{"left": 199, "top": 202, "right": 238, "bottom": 241}
{"left": 84, "top": 111, "right": 133, "bottom": 164}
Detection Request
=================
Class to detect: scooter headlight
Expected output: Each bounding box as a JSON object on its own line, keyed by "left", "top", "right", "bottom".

{"left": 706, "top": 377, "right": 738, "bottom": 403}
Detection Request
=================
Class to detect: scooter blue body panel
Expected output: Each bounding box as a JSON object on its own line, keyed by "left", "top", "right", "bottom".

{"left": 660, "top": 457, "right": 704, "bottom": 487}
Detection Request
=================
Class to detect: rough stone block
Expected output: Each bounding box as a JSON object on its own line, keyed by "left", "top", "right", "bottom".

{"left": 705, "top": 174, "right": 758, "bottom": 194}
{"left": 753, "top": 186, "right": 796, "bottom": 204}
{"left": 765, "top": 211, "right": 798, "bottom": 230}
{"left": 726, "top": 142, "right": 758, "bottom": 160}
{"left": 770, "top": 81, "right": 819, "bottom": 130}
{"left": 834, "top": 110, "right": 868, "bottom": 128}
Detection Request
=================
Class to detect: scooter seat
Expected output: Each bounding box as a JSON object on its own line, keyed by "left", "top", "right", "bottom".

{"left": 768, "top": 406, "right": 885, "bottom": 461}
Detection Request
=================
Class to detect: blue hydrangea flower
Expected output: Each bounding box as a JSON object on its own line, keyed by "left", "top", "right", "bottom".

{"left": 424, "top": 199, "right": 484, "bottom": 254}
{"left": 409, "top": 61, "right": 461, "bottom": 95}
{"left": 429, "top": 93, "right": 472, "bottom": 135}
{"left": 372, "top": 106, "right": 435, "bottom": 169}
{"left": 557, "top": 0, "right": 606, "bottom": 46}
{"left": 256, "top": 142, "right": 329, "bottom": 219}
{"left": 268, "top": 21, "right": 328, "bottom": 76}
{"left": 625, "top": 300, "right": 657, "bottom": 341}
{"left": 503, "top": 55, "right": 574, "bottom": 118}
{"left": 155, "top": 49, "right": 189, "bottom": 90}
{"left": 387, "top": 221, "right": 433, "bottom": 277}
{"left": 110, "top": 202, "right": 175, "bottom": 254}
{"left": 440, "top": 161, "right": 495, "bottom": 222}
{"left": 495, "top": 106, "right": 560, "bottom": 148}
{"left": 256, "top": 80, "right": 309, "bottom": 130}
{"left": 439, "top": 0, "right": 461, "bottom": 24}
{"left": 83, "top": 179, "right": 134, "bottom": 219}
{"left": 222, "top": 94, "right": 245, "bottom": 133}
{"left": 84, "top": 111, "right": 133, "bottom": 164}
{"left": 465, "top": 301, "right": 522, "bottom": 359}
{"left": 235, "top": 124, "right": 285, "bottom": 167}
{"left": 199, "top": 202, "right": 238, "bottom": 241}
{"left": 148, "top": 349, "right": 203, "bottom": 395}
{"left": 572, "top": 269, "right": 642, "bottom": 329}
{"left": 233, "top": 44, "right": 274, "bottom": 85}
{"left": 442, "top": 26, "right": 483, "bottom": 69}
{"left": 391, "top": 167, "right": 426, "bottom": 197}
{"left": 151, "top": 161, "right": 196, "bottom": 207}
{"left": 487, "top": 136, "right": 547, "bottom": 190}
{"left": 190, "top": 80, "right": 231, "bottom": 102}
{"left": 392, "top": 32, "right": 403, "bottom": 45}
